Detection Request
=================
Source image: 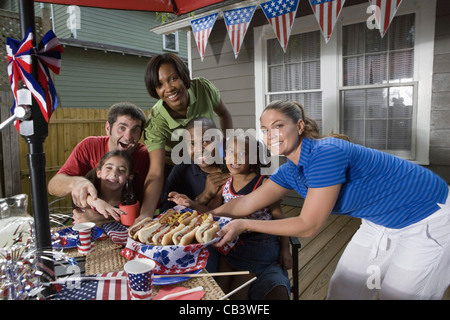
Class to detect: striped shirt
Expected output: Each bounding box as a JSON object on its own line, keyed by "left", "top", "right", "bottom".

{"left": 270, "top": 137, "right": 449, "bottom": 228}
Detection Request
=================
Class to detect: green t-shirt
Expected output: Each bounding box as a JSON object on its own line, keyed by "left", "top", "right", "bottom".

{"left": 144, "top": 77, "right": 221, "bottom": 155}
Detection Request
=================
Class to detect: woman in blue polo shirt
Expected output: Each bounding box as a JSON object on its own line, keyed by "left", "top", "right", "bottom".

{"left": 212, "top": 100, "right": 450, "bottom": 300}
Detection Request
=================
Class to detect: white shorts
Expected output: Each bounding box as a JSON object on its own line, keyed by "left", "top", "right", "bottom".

{"left": 327, "top": 188, "right": 450, "bottom": 300}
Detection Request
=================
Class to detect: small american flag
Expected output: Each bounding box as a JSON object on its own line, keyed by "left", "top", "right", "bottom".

{"left": 261, "top": 0, "right": 299, "bottom": 52}
{"left": 54, "top": 271, "right": 131, "bottom": 300}
{"left": 223, "top": 5, "right": 257, "bottom": 58}
{"left": 309, "top": 0, "right": 346, "bottom": 43}
{"left": 102, "top": 221, "right": 128, "bottom": 245}
{"left": 190, "top": 12, "right": 219, "bottom": 61}
{"left": 369, "top": 0, "right": 404, "bottom": 37}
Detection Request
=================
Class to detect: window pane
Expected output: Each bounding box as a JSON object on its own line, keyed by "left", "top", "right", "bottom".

{"left": 286, "top": 35, "right": 302, "bottom": 63}
{"left": 268, "top": 66, "right": 284, "bottom": 92}
{"left": 366, "top": 88, "right": 387, "bottom": 119}
{"left": 286, "top": 64, "right": 302, "bottom": 90}
{"left": 388, "top": 119, "right": 411, "bottom": 150}
{"left": 365, "top": 54, "right": 387, "bottom": 84}
{"left": 365, "top": 28, "right": 387, "bottom": 53}
{"left": 389, "top": 14, "right": 415, "bottom": 50}
{"left": 343, "top": 90, "right": 364, "bottom": 119}
{"left": 300, "top": 32, "right": 320, "bottom": 61}
{"left": 267, "top": 38, "right": 284, "bottom": 65}
{"left": 365, "top": 119, "right": 387, "bottom": 149}
{"left": 343, "top": 23, "right": 364, "bottom": 56}
{"left": 389, "top": 86, "right": 413, "bottom": 118}
{"left": 303, "top": 61, "right": 320, "bottom": 90}
{"left": 344, "top": 56, "right": 364, "bottom": 86}
{"left": 344, "top": 120, "right": 364, "bottom": 145}
{"left": 389, "top": 51, "right": 413, "bottom": 82}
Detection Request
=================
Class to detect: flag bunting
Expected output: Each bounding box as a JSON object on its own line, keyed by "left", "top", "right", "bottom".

{"left": 260, "top": 0, "right": 299, "bottom": 52}
{"left": 368, "top": 0, "right": 404, "bottom": 37}
{"left": 223, "top": 5, "right": 257, "bottom": 58}
{"left": 190, "top": 12, "right": 219, "bottom": 61}
{"left": 309, "top": 0, "right": 346, "bottom": 43}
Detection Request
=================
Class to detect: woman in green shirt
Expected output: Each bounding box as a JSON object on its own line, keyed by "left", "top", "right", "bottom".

{"left": 139, "top": 53, "right": 233, "bottom": 219}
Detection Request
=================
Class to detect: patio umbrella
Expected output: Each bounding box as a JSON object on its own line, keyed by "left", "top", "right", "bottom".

{"left": 36, "top": 0, "right": 227, "bottom": 15}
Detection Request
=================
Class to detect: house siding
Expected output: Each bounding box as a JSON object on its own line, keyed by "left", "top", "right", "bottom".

{"left": 54, "top": 46, "right": 156, "bottom": 109}
{"left": 52, "top": 6, "right": 187, "bottom": 56}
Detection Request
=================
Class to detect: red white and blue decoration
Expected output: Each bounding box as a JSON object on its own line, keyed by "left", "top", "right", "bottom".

{"left": 36, "top": 30, "right": 63, "bottom": 120}
{"left": 53, "top": 271, "right": 132, "bottom": 300}
{"left": 190, "top": 12, "right": 219, "bottom": 61}
{"left": 368, "top": 0, "right": 404, "bottom": 37}
{"left": 223, "top": 5, "right": 257, "bottom": 59}
{"left": 261, "top": 0, "right": 299, "bottom": 52}
{"left": 6, "top": 28, "right": 63, "bottom": 131}
{"left": 309, "top": 0, "right": 346, "bottom": 43}
{"left": 127, "top": 269, "right": 153, "bottom": 300}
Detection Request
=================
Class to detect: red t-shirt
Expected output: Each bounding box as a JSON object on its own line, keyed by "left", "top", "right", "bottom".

{"left": 57, "top": 136, "right": 149, "bottom": 203}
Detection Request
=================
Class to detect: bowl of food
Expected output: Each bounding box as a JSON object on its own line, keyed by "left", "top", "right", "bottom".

{"left": 121, "top": 207, "right": 228, "bottom": 274}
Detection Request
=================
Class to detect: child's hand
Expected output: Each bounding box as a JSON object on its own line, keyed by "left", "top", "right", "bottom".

{"left": 86, "top": 197, "right": 124, "bottom": 222}
{"left": 279, "top": 246, "right": 293, "bottom": 270}
{"left": 167, "top": 192, "right": 194, "bottom": 208}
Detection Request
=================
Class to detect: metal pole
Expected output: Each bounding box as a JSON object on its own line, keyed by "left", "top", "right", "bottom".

{"left": 18, "top": 0, "right": 55, "bottom": 294}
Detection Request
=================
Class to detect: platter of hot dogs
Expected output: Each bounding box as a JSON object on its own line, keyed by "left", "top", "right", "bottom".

{"left": 128, "top": 209, "right": 220, "bottom": 246}
{"left": 121, "top": 207, "right": 232, "bottom": 276}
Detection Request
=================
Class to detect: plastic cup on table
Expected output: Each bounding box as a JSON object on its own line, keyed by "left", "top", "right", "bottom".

{"left": 119, "top": 201, "right": 140, "bottom": 227}
{"left": 124, "top": 258, "right": 156, "bottom": 300}
{"left": 72, "top": 222, "right": 95, "bottom": 254}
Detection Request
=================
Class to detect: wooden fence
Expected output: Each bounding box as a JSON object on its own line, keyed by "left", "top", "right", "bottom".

{"left": 19, "top": 107, "right": 111, "bottom": 209}
{"left": 1, "top": 105, "right": 149, "bottom": 214}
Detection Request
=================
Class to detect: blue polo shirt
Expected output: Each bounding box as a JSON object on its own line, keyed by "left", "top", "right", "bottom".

{"left": 270, "top": 138, "right": 449, "bottom": 229}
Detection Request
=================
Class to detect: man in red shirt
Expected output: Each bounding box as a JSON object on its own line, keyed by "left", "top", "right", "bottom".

{"left": 48, "top": 102, "right": 149, "bottom": 222}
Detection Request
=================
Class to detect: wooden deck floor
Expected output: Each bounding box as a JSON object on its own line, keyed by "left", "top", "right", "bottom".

{"left": 281, "top": 205, "right": 450, "bottom": 300}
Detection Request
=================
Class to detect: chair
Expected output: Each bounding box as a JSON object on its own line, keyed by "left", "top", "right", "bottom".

{"left": 289, "top": 236, "right": 301, "bottom": 300}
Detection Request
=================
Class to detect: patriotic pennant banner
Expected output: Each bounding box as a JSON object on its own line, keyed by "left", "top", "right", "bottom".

{"left": 368, "top": 0, "right": 404, "bottom": 37}
{"left": 223, "top": 5, "right": 257, "bottom": 59}
{"left": 191, "top": 12, "right": 219, "bottom": 61}
{"left": 261, "top": 0, "right": 299, "bottom": 52}
{"left": 5, "top": 27, "right": 62, "bottom": 131}
{"left": 309, "top": 0, "right": 346, "bottom": 43}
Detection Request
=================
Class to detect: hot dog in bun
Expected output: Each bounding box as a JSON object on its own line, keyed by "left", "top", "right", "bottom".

{"left": 172, "top": 214, "right": 209, "bottom": 245}
{"left": 195, "top": 219, "right": 220, "bottom": 244}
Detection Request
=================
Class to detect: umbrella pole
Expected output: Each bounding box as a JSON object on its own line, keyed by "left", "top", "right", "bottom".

{"left": 18, "top": 0, "right": 55, "bottom": 295}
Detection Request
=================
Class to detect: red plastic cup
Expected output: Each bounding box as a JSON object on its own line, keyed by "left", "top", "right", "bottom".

{"left": 119, "top": 201, "right": 140, "bottom": 227}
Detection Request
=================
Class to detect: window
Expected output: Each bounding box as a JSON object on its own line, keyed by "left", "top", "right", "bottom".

{"left": 341, "top": 14, "right": 416, "bottom": 158}
{"left": 163, "top": 32, "right": 179, "bottom": 52}
{"left": 266, "top": 31, "right": 323, "bottom": 129}
{"left": 255, "top": 1, "right": 436, "bottom": 164}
